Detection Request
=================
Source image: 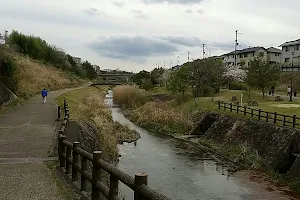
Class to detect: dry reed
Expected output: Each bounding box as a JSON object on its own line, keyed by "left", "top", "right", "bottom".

{"left": 113, "top": 85, "right": 148, "bottom": 108}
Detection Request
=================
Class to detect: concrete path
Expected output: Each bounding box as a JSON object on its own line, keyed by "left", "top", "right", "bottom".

{"left": 0, "top": 88, "right": 78, "bottom": 200}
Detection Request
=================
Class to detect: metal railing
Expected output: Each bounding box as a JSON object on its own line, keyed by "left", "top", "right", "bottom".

{"left": 58, "top": 100, "right": 171, "bottom": 200}
{"left": 218, "top": 101, "right": 300, "bottom": 129}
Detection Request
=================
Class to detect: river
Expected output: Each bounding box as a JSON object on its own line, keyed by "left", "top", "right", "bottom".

{"left": 105, "top": 91, "right": 290, "bottom": 200}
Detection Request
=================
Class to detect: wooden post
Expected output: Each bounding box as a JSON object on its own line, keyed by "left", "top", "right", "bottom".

{"left": 92, "top": 151, "right": 103, "bottom": 200}
{"left": 251, "top": 109, "right": 254, "bottom": 117}
{"left": 274, "top": 112, "right": 277, "bottom": 124}
{"left": 218, "top": 101, "right": 221, "bottom": 109}
{"left": 283, "top": 116, "right": 286, "bottom": 126}
{"left": 293, "top": 115, "right": 296, "bottom": 128}
{"left": 109, "top": 175, "right": 119, "bottom": 200}
{"left": 59, "top": 135, "right": 66, "bottom": 168}
{"left": 237, "top": 106, "right": 239, "bottom": 114}
{"left": 244, "top": 106, "right": 246, "bottom": 116}
{"left": 81, "top": 157, "right": 88, "bottom": 191}
{"left": 65, "top": 146, "right": 72, "bottom": 174}
{"left": 266, "top": 112, "right": 269, "bottom": 122}
{"left": 258, "top": 109, "right": 261, "bottom": 120}
{"left": 230, "top": 103, "right": 233, "bottom": 112}
{"left": 57, "top": 106, "right": 61, "bottom": 121}
{"left": 224, "top": 102, "right": 226, "bottom": 111}
{"left": 72, "top": 142, "right": 80, "bottom": 182}
{"left": 134, "top": 173, "right": 148, "bottom": 200}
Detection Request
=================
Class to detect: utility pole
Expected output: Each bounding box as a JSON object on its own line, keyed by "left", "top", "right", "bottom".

{"left": 234, "top": 30, "right": 239, "bottom": 66}
{"left": 177, "top": 56, "right": 179, "bottom": 66}
{"left": 164, "top": 61, "right": 165, "bottom": 67}
{"left": 202, "top": 44, "right": 205, "bottom": 59}
{"left": 170, "top": 59, "right": 172, "bottom": 68}
{"left": 4, "top": 30, "right": 8, "bottom": 44}
{"left": 188, "top": 51, "right": 190, "bottom": 62}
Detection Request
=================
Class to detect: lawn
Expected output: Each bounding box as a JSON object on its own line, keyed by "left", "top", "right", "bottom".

{"left": 149, "top": 87, "right": 300, "bottom": 122}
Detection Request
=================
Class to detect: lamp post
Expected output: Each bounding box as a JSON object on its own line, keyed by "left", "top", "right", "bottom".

{"left": 290, "top": 51, "right": 295, "bottom": 102}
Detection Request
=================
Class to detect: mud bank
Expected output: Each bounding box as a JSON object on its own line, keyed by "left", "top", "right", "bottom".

{"left": 192, "top": 112, "right": 300, "bottom": 178}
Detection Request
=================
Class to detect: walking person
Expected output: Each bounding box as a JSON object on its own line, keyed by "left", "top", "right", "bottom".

{"left": 287, "top": 86, "right": 291, "bottom": 97}
{"left": 271, "top": 86, "right": 275, "bottom": 96}
{"left": 41, "top": 88, "right": 48, "bottom": 104}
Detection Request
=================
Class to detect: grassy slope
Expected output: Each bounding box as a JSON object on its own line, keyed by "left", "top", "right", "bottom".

{"left": 0, "top": 45, "right": 85, "bottom": 96}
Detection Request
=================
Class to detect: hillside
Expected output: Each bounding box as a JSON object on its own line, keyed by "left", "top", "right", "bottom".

{"left": 0, "top": 44, "right": 85, "bottom": 101}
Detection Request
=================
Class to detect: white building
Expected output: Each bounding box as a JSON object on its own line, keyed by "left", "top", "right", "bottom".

{"left": 279, "top": 39, "right": 300, "bottom": 66}
{"left": 93, "top": 65, "right": 100, "bottom": 74}
{"left": 72, "top": 57, "right": 82, "bottom": 66}
{"left": 223, "top": 47, "right": 282, "bottom": 66}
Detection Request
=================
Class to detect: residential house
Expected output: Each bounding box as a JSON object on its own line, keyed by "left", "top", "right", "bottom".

{"left": 279, "top": 39, "right": 300, "bottom": 66}
{"left": 72, "top": 57, "right": 82, "bottom": 66}
{"left": 223, "top": 47, "right": 281, "bottom": 66}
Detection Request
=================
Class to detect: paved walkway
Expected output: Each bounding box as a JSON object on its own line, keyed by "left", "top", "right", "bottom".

{"left": 0, "top": 88, "right": 78, "bottom": 200}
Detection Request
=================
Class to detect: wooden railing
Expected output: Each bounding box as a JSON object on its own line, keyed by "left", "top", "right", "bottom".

{"left": 218, "top": 101, "right": 300, "bottom": 129}
{"left": 58, "top": 99, "right": 171, "bottom": 200}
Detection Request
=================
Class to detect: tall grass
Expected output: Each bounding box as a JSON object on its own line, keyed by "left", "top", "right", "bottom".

{"left": 113, "top": 85, "right": 148, "bottom": 108}
{"left": 131, "top": 101, "right": 193, "bottom": 135}
{"left": 77, "top": 92, "right": 139, "bottom": 162}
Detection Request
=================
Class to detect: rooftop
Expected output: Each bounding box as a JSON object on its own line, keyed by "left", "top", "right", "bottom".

{"left": 224, "top": 47, "right": 265, "bottom": 56}
{"left": 267, "top": 47, "right": 282, "bottom": 53}
{"left": 279, "top": 39, "right": 300, "bottom": 47}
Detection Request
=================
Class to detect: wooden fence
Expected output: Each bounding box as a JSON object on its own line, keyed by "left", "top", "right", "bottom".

{"left": 58, "top": 99, "right": 171, "bottom": 200}
{"left": 218, "top": 101, "right": 300, "bottom": 129}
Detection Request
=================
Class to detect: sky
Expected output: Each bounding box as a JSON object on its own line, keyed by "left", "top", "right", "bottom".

{"left": 0, "top": 0, "right": 300, "bottom": 72}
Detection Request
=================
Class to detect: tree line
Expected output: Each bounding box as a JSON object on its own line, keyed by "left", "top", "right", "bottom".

{"left": 8, "top": 30, "right": 97, "bottom": 80}
{"left": 132, "top": 55, "right": 281, "bottom": 102}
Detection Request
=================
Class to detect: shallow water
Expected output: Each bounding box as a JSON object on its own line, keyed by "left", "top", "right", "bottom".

{"left": 105, "top": 90, "right": 290, "bottom": 200}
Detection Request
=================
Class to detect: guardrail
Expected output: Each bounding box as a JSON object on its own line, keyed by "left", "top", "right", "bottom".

{"left": 218, "top": 101, "right": 300, "bottom": 129}
{"left": 58, "top": 99, "right": 171, "bottom": 200}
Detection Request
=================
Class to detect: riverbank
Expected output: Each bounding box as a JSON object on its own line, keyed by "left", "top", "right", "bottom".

{"left": 114, "top": 85, "right": 300, "bottom": 196}
{"left": 55, "top": 86, "right": 140, "bottom": 163}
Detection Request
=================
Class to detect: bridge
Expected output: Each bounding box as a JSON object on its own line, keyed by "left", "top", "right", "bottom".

{"left": 95, "top": 73, "right": 135, "bottom": 85}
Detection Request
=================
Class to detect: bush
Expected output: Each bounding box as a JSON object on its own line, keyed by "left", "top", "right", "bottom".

{"left": 131, "top": 101, "right": 193, "bottom": 134}
{"left": 229, "top": 82, "right": 248, "bottom": 90}
{"left": 113, "top": 85, "right": 148, "bottom": 108}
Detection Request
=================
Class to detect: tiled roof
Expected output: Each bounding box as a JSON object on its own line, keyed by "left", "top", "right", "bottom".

{"left": 223, "top": 47, "right": 265, "bottom": 56}
{"left": 267, "top": 47, "right": 282, "bottom": 53}
{"left": 279, "top": 39, "right": 300, "bottom": 47}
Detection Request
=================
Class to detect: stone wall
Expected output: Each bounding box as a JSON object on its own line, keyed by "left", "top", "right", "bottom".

{"left": 192, "top": 112, "right": 300, "bottom": 176}
{"left": 0, "top": 82, "right": 17, "bottom": 106}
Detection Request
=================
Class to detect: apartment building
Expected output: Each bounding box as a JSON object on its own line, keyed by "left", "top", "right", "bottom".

{"left": 72, "top": 57, "right": 82, "bottom": 66}
{"left": 223, "top": 47, "right": 281, "bottom": 66}
{"left": 279, "top": 39, "right": 300, "bottom": 66}
{"left": 93, "top": 65, "right": 101, "bottom": 74}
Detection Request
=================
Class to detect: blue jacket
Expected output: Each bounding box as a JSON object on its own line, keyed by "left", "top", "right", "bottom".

{"left": 41, "top": 89, "right": 48, "bottom": 97}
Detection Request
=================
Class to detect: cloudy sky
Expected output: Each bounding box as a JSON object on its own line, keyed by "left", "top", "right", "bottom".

{"left": 0, "top": 0, "right": 300, "bottom": 72}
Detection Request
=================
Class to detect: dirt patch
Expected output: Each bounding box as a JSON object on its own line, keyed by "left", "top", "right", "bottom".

{"left": 270, "top": 104, "right": 300, "bottom": 108}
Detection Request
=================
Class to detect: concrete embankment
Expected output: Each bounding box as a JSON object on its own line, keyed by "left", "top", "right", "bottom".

{"left": 191, "top": 112, "right": 300, "bottom": 177}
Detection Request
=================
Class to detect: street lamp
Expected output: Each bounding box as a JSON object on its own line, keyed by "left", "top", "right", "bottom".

{"left": 290, "top": 51, "right": 295, "bottom": 102}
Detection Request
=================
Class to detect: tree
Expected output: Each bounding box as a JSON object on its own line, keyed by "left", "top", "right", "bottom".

{"left": 132, "top": 70, "right": 152, "bottom": 89}
{"left": 187, "top": 58, "right": 225, "bottom": 97}
{"left": 150, "top": 67, "right": 165, "bottom": 85}
{"left": 223, "top": 64, "right": 246, "bottom": 87}
{"left": 82, "top": 60, "right": 97, "bottom": 80}
{"left": 245, "top": 57, "right": 281, "bottom": 98}
{"left": 167, "top": 66, "right": 190, "bottom": 100}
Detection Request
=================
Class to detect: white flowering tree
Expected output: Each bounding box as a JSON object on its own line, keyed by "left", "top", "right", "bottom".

{"left": 223, "top": 64, "right": 246, "bottom": 83}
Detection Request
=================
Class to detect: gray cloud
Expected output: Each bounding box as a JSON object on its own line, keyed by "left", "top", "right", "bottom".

{"left": 159, "top": 36, "right": 243, "bottom": 51}
{"left": 185, "top": 9, "right": 193, "bottom": 14}
{"left": 113, "top": 2, "right": 126, "bottom": 8}
{"left": 197, "top": 9, "right": 204, "bottom": 14}
{"left": 131, "top": 10, "right": 150, "bottom": 19}
{"left": 141, "top": 0, "right": 204, "bottom": 4}
{"left": 89, "top": 36, "right": 179, "bottom": 62}
{"left": 83, "top": 7, "right": 105, "bottom": 16}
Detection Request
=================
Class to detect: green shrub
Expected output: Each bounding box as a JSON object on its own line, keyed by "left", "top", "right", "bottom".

{"left": 229, "top": 82, "right": 248, "bottom": 90}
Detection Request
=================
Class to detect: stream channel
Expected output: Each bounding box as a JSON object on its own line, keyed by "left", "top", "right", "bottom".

{"left": 105, "top": 90, "right": 290, "bottom": 200}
